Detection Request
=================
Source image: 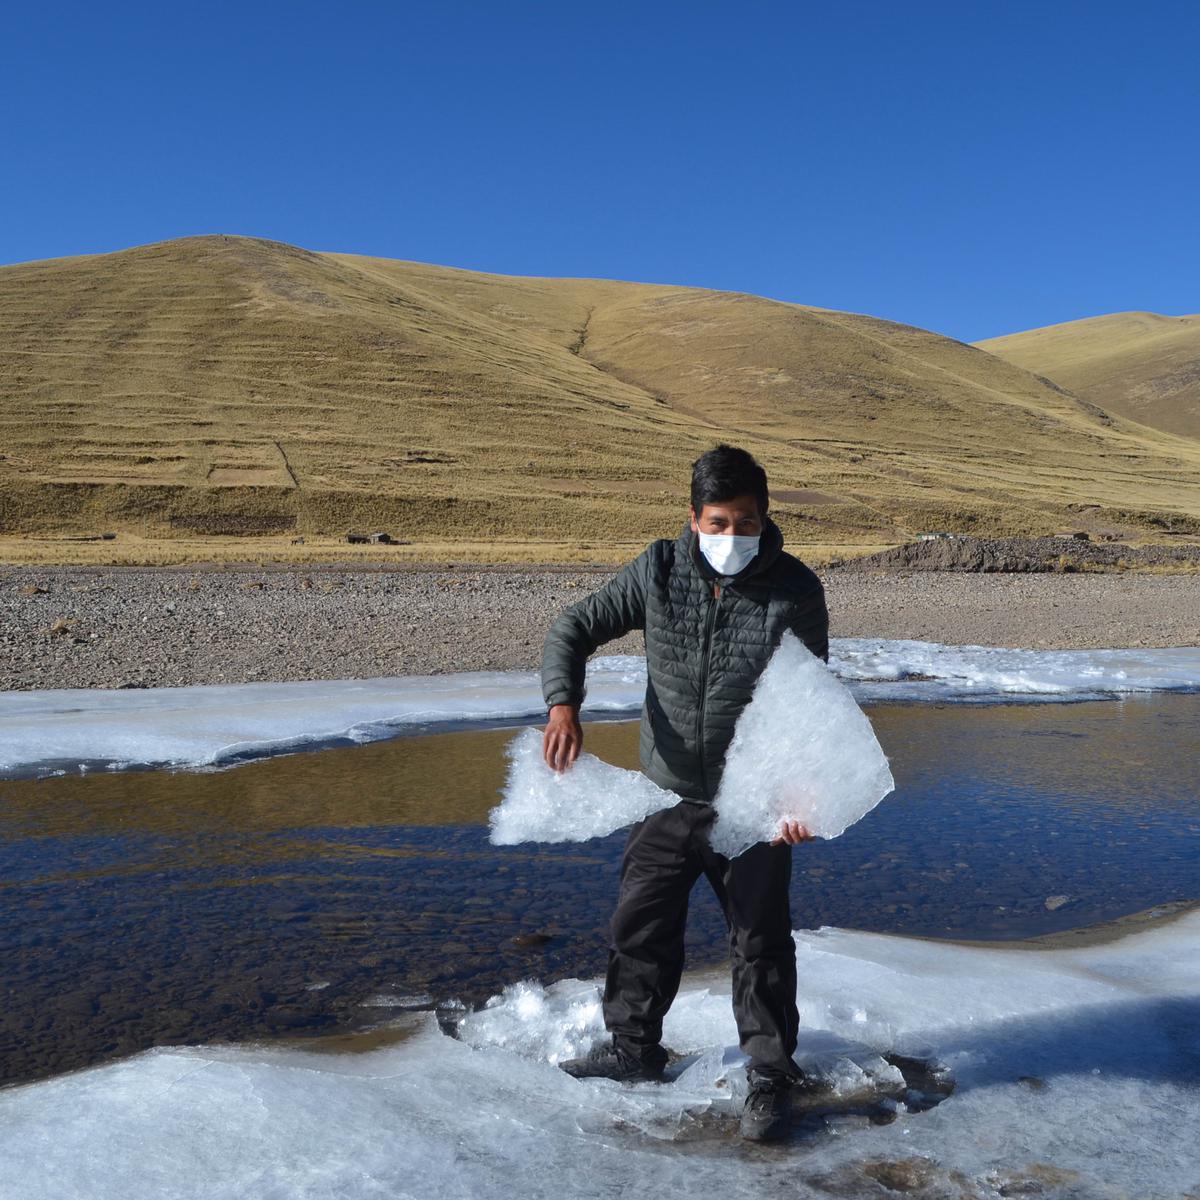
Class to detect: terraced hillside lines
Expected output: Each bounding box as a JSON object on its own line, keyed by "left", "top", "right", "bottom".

{"left": 1, "top": 235, "right": 1199, "bottom": 562}
{"left": 977, "top": 311, "right": 1200, "bottom": 440}
{"left": 339, "top": 256, "right": 1200, "bottom": 540}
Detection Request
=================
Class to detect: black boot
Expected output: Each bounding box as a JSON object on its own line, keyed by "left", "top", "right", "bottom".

{"left": 558, "top": 1037, "right": 667, "bottom": 1083}
{"left": 739, "top": 1069, "right": 795, "bottom": 1141}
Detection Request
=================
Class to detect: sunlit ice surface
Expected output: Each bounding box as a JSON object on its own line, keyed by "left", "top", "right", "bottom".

{"left": 2, "top": 911, "right": 1199, "bottom": 1199}
{"left": 3, "top": 638, "right": 1200, "bottom": 1194}
{"left": 2, "top": 639, "right": 1198, "bottom": 780}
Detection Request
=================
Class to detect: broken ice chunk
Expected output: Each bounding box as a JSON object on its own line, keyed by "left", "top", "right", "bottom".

{"left": 707, "top": 629, "right": 895, "bottom": 857}
{"left": 488, "top": 726, "right": 677, "bottom": 844}
{"left": 489, "top": 630, "right": 894, "bottom": 852}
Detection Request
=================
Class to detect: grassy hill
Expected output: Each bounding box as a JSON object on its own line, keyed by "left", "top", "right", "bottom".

{"left": 2, "top": 236, "right": 1198, "bottom": 565}
{"left": 976, "top": 311, "right": 1200, "bottom": 441}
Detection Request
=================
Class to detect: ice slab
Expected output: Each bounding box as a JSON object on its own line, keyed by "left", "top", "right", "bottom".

{"left": 1, "top": 639, "right": 1196, "bottom": 780}
{"left": 491, "top": 630, "right": 894, "bottom": 852}
{"left": 709, "top": 629, "right": 894, "bottom": 855}
{"left": 834, "top": 637, "right": 1200, "bottom": 702}
{"left": 490, "top": 726, "right": 677, "bottom": 844}
{"left": 3, "top": 911, "right": 1200, "bottom": 1199}
{"left": 0, "top": 656, "right": 647, "bottom": 780}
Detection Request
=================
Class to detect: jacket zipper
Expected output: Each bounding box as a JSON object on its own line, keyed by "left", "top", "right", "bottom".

{"left": 695, "top": 579, "right": 722, "bottom": 801}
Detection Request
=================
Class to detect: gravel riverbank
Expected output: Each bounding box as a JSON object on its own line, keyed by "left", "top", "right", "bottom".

{"left": 1, "top": 562, "right": 1197, "bottom": 691}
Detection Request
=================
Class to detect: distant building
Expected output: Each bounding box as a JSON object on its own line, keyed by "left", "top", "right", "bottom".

{"left": 345, "top": 530, "right": 403, "bottom": 545}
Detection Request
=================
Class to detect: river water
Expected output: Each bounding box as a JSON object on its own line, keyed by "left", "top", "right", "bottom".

{"left": 1, "top": 691, "right": 1197, "bottom": 1089}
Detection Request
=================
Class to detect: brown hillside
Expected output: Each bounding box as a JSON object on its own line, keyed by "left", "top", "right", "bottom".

{"left": 976, "top": 311, "right": 1200, "bottom": 441}
{"left": 1, "top": 236, "right": 1199, "bottom": 564}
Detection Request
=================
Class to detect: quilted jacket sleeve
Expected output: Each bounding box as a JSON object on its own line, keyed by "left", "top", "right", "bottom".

{"left": 541, "top": 546, "right": 651, "bottom": 710}
{"left": 790, "top": 578, "right": 830, "bottom": 664}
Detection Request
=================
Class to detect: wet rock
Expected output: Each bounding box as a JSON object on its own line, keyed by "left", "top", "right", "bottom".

{"left": 808, "top": 1155, "right": 974, "bottom": 1198}
{"left": 864, "top": 1157, "right": 939, "bottom": 1191}
{"left": 986, "top": 1162, "right": 1082, "bottom": 1196}
{"left": 511, "top": 932, "right": 553, "bottom": 948}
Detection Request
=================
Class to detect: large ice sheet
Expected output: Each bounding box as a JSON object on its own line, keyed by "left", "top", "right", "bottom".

{"left": 3, "top": 910, "right": 1200, "bottom": 1199}
{"left": 489, "top": 726, "right": 676, "bottom": 844}
{"left": 835, "top": 637, "right": 1200, "bottom": 702}
{"left": 490, "top": 630, "right": 894, "bottom": 852}
{"left": 709, "top": 629, "right": 895, "bottom": 856}
{"left": 1, "top": 639, "right": 1196, "bottom": 780}
{"left": 0, "top": 656, "right": 647, "bottom": 780}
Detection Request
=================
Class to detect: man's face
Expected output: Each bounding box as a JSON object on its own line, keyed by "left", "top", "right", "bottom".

{"left": 689, "top": 493, "right": 764, "bottom": 536}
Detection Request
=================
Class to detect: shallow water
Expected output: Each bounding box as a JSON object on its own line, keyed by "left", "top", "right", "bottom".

{"left": 1, "top": 692, "right": 1197, "bottom": 1089}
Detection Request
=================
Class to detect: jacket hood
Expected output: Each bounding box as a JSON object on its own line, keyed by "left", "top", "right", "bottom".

{"left": 677, "top": 512, "right": 785, "bottom": 582}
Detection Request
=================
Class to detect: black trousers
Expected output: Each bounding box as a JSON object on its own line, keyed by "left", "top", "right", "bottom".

{"left": 602, "top": 797, "right": 802, "bottom": 1081}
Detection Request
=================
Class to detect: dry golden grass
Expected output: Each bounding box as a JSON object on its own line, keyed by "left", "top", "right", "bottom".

{"left": 0, "top": 533, "right": 894, "bottom": 569}
{"left": 1058, "top": 557, "right": 1200, "bottom": 575}
{"left": 977, "top": 311, "right": 1200, "bottom": 440}
{"left": 2, "top": 235, "right": 1199, "bottom": 566}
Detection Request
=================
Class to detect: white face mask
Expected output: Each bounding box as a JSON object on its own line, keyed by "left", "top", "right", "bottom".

{"left": 696, "top": 530, "right": 760, "bottom": 575}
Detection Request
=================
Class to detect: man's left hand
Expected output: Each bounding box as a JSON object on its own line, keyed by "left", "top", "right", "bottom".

{"left": 771, "top": 818, "right": 815, "bottom": 846}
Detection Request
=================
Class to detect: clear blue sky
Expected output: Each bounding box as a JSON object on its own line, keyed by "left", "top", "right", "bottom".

{"left": 4, "top": 1, "right": 1197, "bottom": 341}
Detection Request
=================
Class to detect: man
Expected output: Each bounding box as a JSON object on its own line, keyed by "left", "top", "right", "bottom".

{"left": 539, "top": 443, "right": 830, "bottom": 1142}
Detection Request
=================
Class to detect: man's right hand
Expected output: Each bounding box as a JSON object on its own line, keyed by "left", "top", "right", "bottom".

{"left": 543, "top": 703, "right": 583, "bottom": 772}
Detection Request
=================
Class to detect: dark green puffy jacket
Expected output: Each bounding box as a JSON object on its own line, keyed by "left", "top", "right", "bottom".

{"left": 541, "top": 513, "right": 830, "bottom": 803}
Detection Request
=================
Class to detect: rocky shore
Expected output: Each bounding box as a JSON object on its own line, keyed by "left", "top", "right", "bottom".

{"left": 837, "top": 534, "right": 1200, "bottom": 573}
{"left": 2, "top": 553, "right": 1197, "bottom": 690}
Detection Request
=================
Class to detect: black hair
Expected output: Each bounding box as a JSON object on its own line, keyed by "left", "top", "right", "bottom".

{"left": 690, "top": 443, "right": 769, "bottom": 518}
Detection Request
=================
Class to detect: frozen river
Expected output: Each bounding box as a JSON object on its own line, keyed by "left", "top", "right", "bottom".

{"left": 1, "top": 639, "right": 1198, "bottom": 1197}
